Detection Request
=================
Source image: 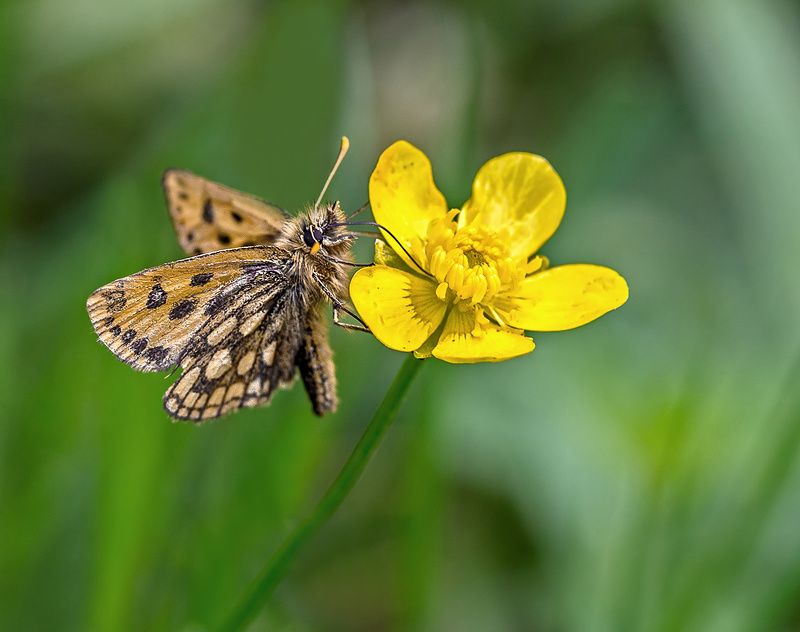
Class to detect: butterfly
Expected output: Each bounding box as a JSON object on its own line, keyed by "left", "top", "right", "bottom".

{"left": 86, "top": 137, "right": 369, "bottom": 422}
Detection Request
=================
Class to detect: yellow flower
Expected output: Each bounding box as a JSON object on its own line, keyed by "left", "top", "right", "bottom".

{"left": 350, "top": 140, "right": 629, "bottom": 363}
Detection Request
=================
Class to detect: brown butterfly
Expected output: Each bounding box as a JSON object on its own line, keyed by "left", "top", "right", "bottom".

{"left": 86, "top": 137, "right": 368, "bottom": 421}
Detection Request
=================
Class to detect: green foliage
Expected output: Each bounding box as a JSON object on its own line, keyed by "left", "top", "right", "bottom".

{"left": 2, "top": 0, "right": 800, "bottom": 629}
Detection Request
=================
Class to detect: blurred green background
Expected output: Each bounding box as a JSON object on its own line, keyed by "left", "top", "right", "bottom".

{"left": 3, "top": 0, "right": 800, "bottom": 630}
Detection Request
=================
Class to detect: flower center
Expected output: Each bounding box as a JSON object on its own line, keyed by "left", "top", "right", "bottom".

{"left": 413, "top": 210, "right": 525, "bottom": 306}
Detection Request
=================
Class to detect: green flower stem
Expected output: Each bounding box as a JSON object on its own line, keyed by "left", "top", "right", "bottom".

{"left": 218, "top": 354, "right": 424, "bottom": 632}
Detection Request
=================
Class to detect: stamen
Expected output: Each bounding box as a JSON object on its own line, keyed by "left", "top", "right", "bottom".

{"left": 419, "top": 216, "right": 523, "bottom": 306}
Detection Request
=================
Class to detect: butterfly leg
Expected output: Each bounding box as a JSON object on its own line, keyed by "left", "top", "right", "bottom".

{"left": 313, "top": 272, "right": 371, "bottom": 333}
{"left": 333, "top": 305, "right": 370, "bottom": 333}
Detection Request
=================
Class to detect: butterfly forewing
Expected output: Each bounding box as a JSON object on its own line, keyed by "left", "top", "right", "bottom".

{"left": 87, "top": 247, "right": 283, "bottom": 371}
{"left": 163, "top": 169, "right": 288, "bottom": 255}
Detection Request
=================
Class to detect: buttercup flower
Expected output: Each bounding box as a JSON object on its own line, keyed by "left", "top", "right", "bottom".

{"left": 350, "top": 141, "right": 629, "bottom": 363}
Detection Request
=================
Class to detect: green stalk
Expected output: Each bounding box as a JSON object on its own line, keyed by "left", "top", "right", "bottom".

{"left": 218, "top": 354, "right": 424, "bottom": 632}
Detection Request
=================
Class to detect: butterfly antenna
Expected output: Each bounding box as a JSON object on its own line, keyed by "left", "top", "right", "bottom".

{"left": 347, "top": 199, "right": 370, "bottom": 219}
{"left": 315, "top": 136, "right": 350, "bottom": 210}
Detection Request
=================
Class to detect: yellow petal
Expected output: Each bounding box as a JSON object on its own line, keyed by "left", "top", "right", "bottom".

{"left": 497, "top": 264, "right": 629, "bottom": 331}
{"left": 373, "top": 238, "right": 412, "bottom": 273}
{"left": 460, "top": 152, "right": 566, "bottom": 258}
{"left": 369, "top": 141, "right": 448, "bottom": 267}
{"left": 432, "top": 307, "right": 534, "bottom": 364}
{"left": 350, "top": 265, "right": 446, "bottom": 352}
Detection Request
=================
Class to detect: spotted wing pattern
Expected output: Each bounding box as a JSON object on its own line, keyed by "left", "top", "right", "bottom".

{"left": 87, "top": 246, "right": 313, "bottom": 421}
{"left": 296, "top": 308, "right": 338, "bottom": 416}
{"left": 163, "top": 276, "right": 306, "bottom": 421}
{"left": 87, "top": 247, "right": 283, "bottom": 371}
{"left": 163, "top": 169, "right": 288, "bottom": 255}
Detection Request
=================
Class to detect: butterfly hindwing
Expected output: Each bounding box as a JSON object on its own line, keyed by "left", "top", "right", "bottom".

{"left": 86, "top": 247, "right": 288, "bottom": 373}
{"left": 296, "top": 307, "right": 338, "bottom": 416}
{"left": 163, "top": 169, "right": 288, "bottom": 255}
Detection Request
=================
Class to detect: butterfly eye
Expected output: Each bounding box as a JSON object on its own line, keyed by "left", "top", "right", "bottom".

{"left": 312, "top": 227, "right": 324, "bottom": 243}
{"left": 302, "top": 225, "right": 317, "bottom": 248}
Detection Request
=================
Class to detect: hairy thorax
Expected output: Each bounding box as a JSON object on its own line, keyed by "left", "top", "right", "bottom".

{"left": 275, "top": 203, "right": 353, "bottom": 306}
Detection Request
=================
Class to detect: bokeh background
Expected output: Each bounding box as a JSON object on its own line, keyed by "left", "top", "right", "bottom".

{"left": 3, "top": 0, "right": 800, "bottom": 630}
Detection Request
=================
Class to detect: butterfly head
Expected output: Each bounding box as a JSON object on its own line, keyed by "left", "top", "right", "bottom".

{"left": 285, "top": 201, "right": 353, "bottom": 256}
